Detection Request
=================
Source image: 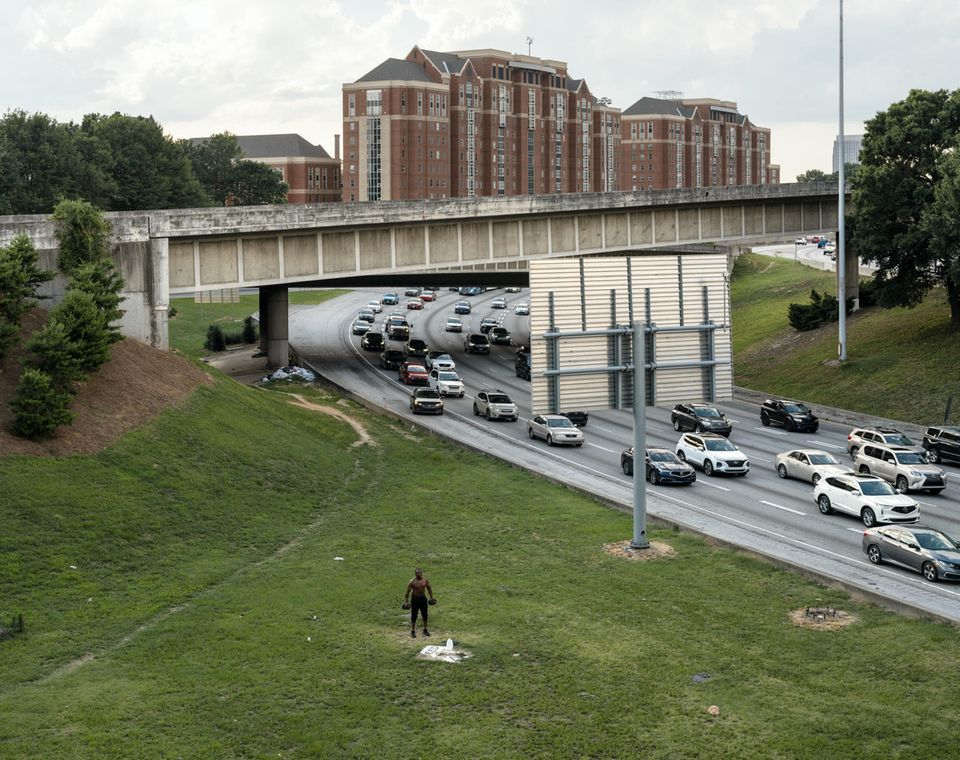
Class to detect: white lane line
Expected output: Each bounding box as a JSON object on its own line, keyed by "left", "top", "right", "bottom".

{"left": 847, "top": 527, "right": 866, "bottom": 534}
{"left": 748, "top": 456, "right": 771, "bottom": 463}
{"left": 586, "top": 442, "right": 617, "bottom": 453}
{"left": 811, "top": 440, "right": 843, "bottom": 449}
{"left": 590, "top": 424, "right": 617, "bottom": 433}
{"left": 761, "top": 500, "right": 807, "bottom": 516}
{"left": 755, "top": 427, "right": 789, "bottom": 435}
{"left": 698, "top": 480, "right": 731, "bottom": 492}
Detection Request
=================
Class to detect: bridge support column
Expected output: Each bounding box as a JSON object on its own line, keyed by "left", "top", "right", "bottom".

{"left": 149, "top": 237, "right": 170, "bottom": 350}
{"left": 264, "top": 285, "right": 289, "bottom": 369}
{"left": 258, "top": 288, "right": 268, "bottom": 355}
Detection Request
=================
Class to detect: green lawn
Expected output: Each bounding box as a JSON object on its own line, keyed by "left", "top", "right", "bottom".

{"left": 3, "top": 374, "right": 960, "bottom": 757}
{"left": 732, "top": 253, "right": 960, "bottom": 424}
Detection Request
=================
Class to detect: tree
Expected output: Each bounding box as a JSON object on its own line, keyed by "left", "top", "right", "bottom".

{"left": 923, "top": 144, "right": 960, "bottom": 328}
{"left": 53, "top": 289, "right": 113, "bottom": 371}
{"left": 68, "top": 259, "right": 125, "bottom": 343}
{"left": 24, "top": 319, "right": 87, "bottom": 389}
{"left": 9, "top": 368, "right": 74, "bottom": 440}
{"left": 52, "top": 198, "right": 112, "bottom": 275}
{"left": 0, "top": 233, "right": 54, "bottom": 322}
{"left": 226, "top": 160, "right": 288, "bottom": 206}
{"left": 796, "top": 168, "right": 832, "bottom": 182}
{"left": 850, "top": 88, "right": 960, "bottom": 329}
{"left": 186, "top": 132, "right": 243, "bottom": 204}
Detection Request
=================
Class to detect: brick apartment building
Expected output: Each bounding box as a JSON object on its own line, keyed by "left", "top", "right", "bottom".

{"left": 342, "top": 46, "right": 778, "bottom": 202}
{"left": 234, "top": 134, "right": 342, "bottom": 204}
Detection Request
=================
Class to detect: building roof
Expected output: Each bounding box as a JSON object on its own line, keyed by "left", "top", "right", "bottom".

{"left": 355, "top": 58, "right": 434, "bottom": 83}
{"left": 565, "top": 78, "right": 584, "bottom": 92}
{"left": 233, "top": 134, "right": 332, "bottom": 160}
{"left": 420, "top": 49, "right": 467, "bottom": 75}
{"left": 622, "top": 96, "right": 696, "bottom": 118}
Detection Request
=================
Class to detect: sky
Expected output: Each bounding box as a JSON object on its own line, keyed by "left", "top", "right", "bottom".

{"left": 4, "top": 0, "right": 959, "bottom": 182}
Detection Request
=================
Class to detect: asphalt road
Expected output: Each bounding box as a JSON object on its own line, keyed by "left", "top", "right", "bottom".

{"left": 291, "top": 287, "right": 960, "bottom": 623}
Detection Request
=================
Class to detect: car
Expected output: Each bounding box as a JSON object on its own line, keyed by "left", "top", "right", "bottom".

{"left": 351, "top": 319, "right": 372, "bottom": 335}
{"left": 479, "top": 317, "right": 498, "bottom": 334}
{"left": 814, "top": 473, "right": 919, "bottom": 527}
{"left": 473, "top": 390, "right": 519, "bottom": 421}
{"left": 489, "top": 326, "right": 511, "bottom": 345}
{"left": 775, "top": 449, "right": 853, "bottom": 485}
{"left": 464, "top": 333, "right": 490, "bottom": 354}
{"left": 399, "top": 362, "right": 429, "bottom": 386}
{"left": 862, "top": 525, "right": 960, "bottom": 582}
{"left": 810, "top": 235, "right": 822, "bottom": 244}
{"left": 491, "top": 297, "right": 507, "bottom": 309}
{"left": 923, "top": 426, "right": 960, "bottom": 465}
{"left": 561, "top": 411, "right": 589, "bottom": 427}
{"left": 404, "top": 287, "right": 422, "bottom": 297}
{"left": 445, "top": 316, "right": 464, "bottom": 332}
{"left": 848, "top": 426, "right": 925, "bottom": 457}
{"left": 379, "top": 349, "right": 406, "bottom": 370}
{"left": 670, "top": 403, "right": 732, "bottom": 436}
{"left": 424, "top": 350, "right": 445, "bottom": 369}
{"left": 381, "top": 292, "right": 399, "bottom": 305}
{"left": 429, "top": 369, "right": 465, "bottom": 397}
{"left": 760, "top": 399, "right": 819, "bottom": 432}
{"left": 514, "top": 302, "right": 529, "bottom": 315}
{"left": 527, "top": 414, "right": 585, "bottom": 446}
{"left": 823, "top": 242, "right": 836, "bottom": 255}
{"left": 794, "top": 236, "right": 807, "bottom": 245}
{"left": 386, "top": 318, "right": 410, "bottom": 340}
{"left": 853, "top": 444, "right": 946, "bottom": 494}
{"left": 361, "top": 332, "right": 385, "bottom": 351}
{"left": 357, "top": 308, "right": 376, "bottom": 323}
{"left": 406, "top": 299, "right": 424, "bottom": 310}
{"left": 515, "top": 350, "right": 531, "bottom": 380}
{"left": 454, "top": 300, "right": 472, "bottom": 314}
{"left": 418, "top": 291, "right": 436, "bottom": 302}
{"left": 404, "top": 338, "right": 429, "bottom": 358}
{"left": 410, "top": 387, "right": 444, "bottom": 415}
{"left": 621, "top": 447, "right": 696, "bottom": 484}
{"left": 428, "top": 353, "right": 456, "bottom": 371}
{"left": 675, "top": 433, "right": 749, "bottom": 477}
{"left": 459, "top": 286, "right": 483, "bottom": 296}
{"left": 366, "top": 300, "right": 383, "bottom": 313}
{"left": 505, "top": 286, "right": 522, "bottom": 293}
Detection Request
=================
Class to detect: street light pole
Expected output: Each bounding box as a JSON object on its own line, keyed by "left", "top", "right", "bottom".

{"left": 837, "top": 0, "right": 847, "bottom": 361}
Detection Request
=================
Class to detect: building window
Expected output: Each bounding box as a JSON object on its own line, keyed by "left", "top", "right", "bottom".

{"left": 417, "top": 91, "right": 423, "bottom": 116}
{"left": 348, "top": 93, "right": 355, "bottom": 117}
{"left": 366, "top": 89, "right": 382, "bottom": 116}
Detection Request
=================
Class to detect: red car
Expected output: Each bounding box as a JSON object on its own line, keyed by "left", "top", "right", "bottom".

{"left": 406, "top": 299, "right": 424, "bottom": 310}
{"left": 419, "top": 291, "right": 436, "bottom": 302}
{"left": 399, "top": 362, "right": 429, "bottom": 385}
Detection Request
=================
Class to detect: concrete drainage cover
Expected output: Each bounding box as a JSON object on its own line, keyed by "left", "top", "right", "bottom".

{"left": 416, "top": 639, "right": 471, "bottom": 663}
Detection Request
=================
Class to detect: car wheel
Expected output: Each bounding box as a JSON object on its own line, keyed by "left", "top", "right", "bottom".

{"left": 676, "top": 450, "right": 687, "bottom": 462}
{"left": 785, "top": 418, "right": 796, "bottom": 432}
{"left": 922, "top": 562, "right": 939, "bottom": 582}
{"left": 812, "top": 473, "right": 822, "bottom": 486}
{"left": 473, "top": 404, "right": 479, "bottom": 416}
{"left": 777, "top": 464, "right": 788, "bottom": 479}
{"left": 817, "top": 495, "right": 833, "bottom": 515}
{"left": 861, "top": 507, "right": 877, "bottom": 528}
{"left": 859, "top": 465, "right": 870, "bottom": 474}
{"left": 485, "top": 409, "right": 491, "bottom": 421}
{"left": 622, "top": 460, "right": 633, "bottom": 476}
{"left": 527, "top": 427, "right": 535, "bottom": 440}
{"left": 672, "top": 418, "right": 681, "bottom": 431}
{"left": 651, "top": 469, "right": 661, "bottom": 485}
{"left": 895, "top": 476, "right": 909, "bottom": 494}
{"left": 760, "top": 412, "right": 770, "bottom": 427}
{"left": 546, "top": 434, "right": 554, "bottom": 446}
{"left": 703, "top": 460, "right": 714, "bottom": 476}
{"left": 867, "top": 545, "right": 883, "bottom": 565}
{"left": 928, "top": 447, "right": 941, "bottom": 464}
{"left": 439, "top": 409, "right": 444, "bottom": 415}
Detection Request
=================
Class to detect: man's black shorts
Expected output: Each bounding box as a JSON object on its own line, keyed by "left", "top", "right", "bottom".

{"left": 411, "top": 595, "right": 429, "bottom": 619}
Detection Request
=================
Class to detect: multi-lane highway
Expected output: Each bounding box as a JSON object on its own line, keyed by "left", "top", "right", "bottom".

{"left": 291, "top": 287, "right": 960, "bottom": 622}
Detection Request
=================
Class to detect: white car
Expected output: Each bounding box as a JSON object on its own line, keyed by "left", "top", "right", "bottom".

{"left": 794, "top": 236, "right": 807, "bottom": 245}
{"left": 814, "top": 473, "right": 920, "bottom": 527}
{"left": 514, "top": 303, "right": 529, "bottom": 315}
{"left": 429, "top": 369, "right": 465, "bottom": 397}
{"left": 527, "top": 414, "right": 584, "bottom": 446}
{"left": 445, "top": 316, "right": 464, "bottom": 332}
{"left": 675, "top": 433, "right": 749, "bottom": 477}
{"left": 775, "top": 449, "right": 853, "bottom": 485}
{"left": 429, "top": 353, "right": 456, "bottom": 372}
{"left": 366, "top": 300, "right": 383, "bottom": 313}
{"left": 491, "top": 297, "right": 507, "bottom": 309}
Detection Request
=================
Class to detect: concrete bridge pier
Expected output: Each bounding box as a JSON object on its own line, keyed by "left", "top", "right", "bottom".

{"left": 264, "top": 285, "right": 289, "bottom": 369}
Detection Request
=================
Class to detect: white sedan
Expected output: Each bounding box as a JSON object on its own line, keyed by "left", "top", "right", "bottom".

{"left": 814, "top": 474, "right": 920, "bottom": 527}
{"left": 775, "top": 449, "right": 853, "bottom": 485}
{"left": 527, "top": 415, "right": 584, "bottom": 447}
{"left": 514, "top": 303, "right": 529, "bottom": 315}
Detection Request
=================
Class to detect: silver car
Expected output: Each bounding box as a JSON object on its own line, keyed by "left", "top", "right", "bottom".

{"left": 527, "top": 414, "right": 584, "bottom": 446}
{"left": 853, "top": 443, "right": 946, "bottom": 494}
{"left": 775, "top": 449, "right": 852, "bottom": 485}
{"left": 863, "top": 525, "right": 960, "bottom": 582}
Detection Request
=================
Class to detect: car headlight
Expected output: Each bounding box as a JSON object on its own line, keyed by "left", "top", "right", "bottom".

{"left": 909, "top": 470, "right": 924, "bottom": 477}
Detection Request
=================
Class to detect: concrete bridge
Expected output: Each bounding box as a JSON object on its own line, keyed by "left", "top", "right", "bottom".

{"left": 0, "top": 182, "right": 846, "bottom": 367}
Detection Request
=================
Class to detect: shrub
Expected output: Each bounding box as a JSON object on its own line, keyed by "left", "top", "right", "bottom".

{"left": 53, "top": 289, "right": 113, "bottom": 371}
{"left": 788, "top": 289, "right": 840, "bottom": 332}
{"left": 51, "top": 199, "right": 111, "bottom": 275}
{"left": 242, "top": 315, "right": 258, "bottom": 344}
{"left": 168, "top": 306, "right": 178, "bottom": 318}
{"left": 204, "top": 324, "right": 226, "bottom": 352}
{"left": 67, "top": 259, "right": 125, "bottom": 343}
{"left": 0, "top": 318, "right": 18, "bottom": 363}
{"left": 10, "top": 368, "right": 74, "bottom": 440}
{"left": 24, "top": 320, "right": 87, "bottom": 390}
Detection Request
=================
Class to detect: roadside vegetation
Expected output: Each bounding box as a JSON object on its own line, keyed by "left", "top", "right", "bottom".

{"left": 732, "top": 252, "right": 960, "bottom": 425}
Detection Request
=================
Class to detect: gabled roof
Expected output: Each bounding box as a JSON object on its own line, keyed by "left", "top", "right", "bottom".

{"left": 234, "top": 134, "right": 331, "bottom": 160}
{"left": 420, "top": 49, "right": 467, "bottom": 75}
{"left": 565, "top": 78, "right": 584, "bottom": 92}
{"left": 355, "top": 58, "right": 434, "bottom": 83}
{"left": 622, "top": 96, "right": 695, "bottom": 118}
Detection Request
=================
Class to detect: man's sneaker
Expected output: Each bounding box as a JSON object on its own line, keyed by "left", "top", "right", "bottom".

{"left": 410, "top": 630, "right": 416, "bottom": 638}
{"left": 423, "top": 628, "right": 431, "bottom": 637}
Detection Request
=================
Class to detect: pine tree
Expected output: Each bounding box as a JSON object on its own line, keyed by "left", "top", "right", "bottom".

{"left": 68, "top": 259, "right": 125, "bottom": 343}
{"left": 24, "top": 320, "right": 87, "bottom": 390}
{"left": 10, "top": 368, "right": 74, "bottom": 440}
{"left": 53, "top": 290, "right": 112, "bottom": 371}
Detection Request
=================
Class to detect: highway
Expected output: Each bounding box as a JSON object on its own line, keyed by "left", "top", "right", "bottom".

{"left": 291, "top": 287, "right": 960, "bottom": 623}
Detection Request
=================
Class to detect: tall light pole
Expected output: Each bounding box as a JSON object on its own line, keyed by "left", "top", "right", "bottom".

{"left": 837, "top": 0, "right": 847, "bottom": 361}
{"left": 598, "top": 97, "right": 612, "bottom": 191}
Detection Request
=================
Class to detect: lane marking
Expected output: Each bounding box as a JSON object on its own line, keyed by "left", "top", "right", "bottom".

{"left": 755, "top": 427, "right": 788, "bottom": 435}
{"left": 698, "top": 480, "right": 731, "bottom": 492}
{"left": 590, "top": 424, "right": 617, "bottom": 433}
{"left": 761, "top": 500, "right": 807, "bottom": 516}
{"left": 586, "top": 442, "right": 617, "bottom": 453}
{"left": 748, "top": 456, "right": 770, "bottom": 463}
{"left": 810, "top": 440, "right": 843, "bottom": 449}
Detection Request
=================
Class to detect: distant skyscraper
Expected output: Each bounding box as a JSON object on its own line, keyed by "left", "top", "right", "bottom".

{"left": 833, "top": 135, "right": 863, "bottom": 173}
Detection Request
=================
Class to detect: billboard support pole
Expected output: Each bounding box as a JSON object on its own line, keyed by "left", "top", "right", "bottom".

{"left": 631, "top": 321, "right": 649, "bottom": 550}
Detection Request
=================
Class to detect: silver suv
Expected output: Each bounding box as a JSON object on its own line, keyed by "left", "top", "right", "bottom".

{"left": 852, "top": 443, "right": 946, "bottom": 494}
{"left": 473, "top": 389, "right": 518, "bottom": 422}
{"left": 847, "top": 427, "right": 924, "bottom": 457}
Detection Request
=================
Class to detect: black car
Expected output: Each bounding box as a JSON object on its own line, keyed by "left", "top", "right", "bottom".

{"left": 515, "top": 351, "right": 531, "bottom": 380}
{"left": 479, "top": 317, "right": 498, "bottom": 334}
{"left": 410, "top": 387, "right": 444, "bottom": 415}
{"left": 621, "top": 447, "right": 697, "bottom": 485}
{"left": 761, "top": 398, "right": 819, "bottom": 432}
{"left": 404, "top": 338, "right": 429, "bottom": 358}
{"left": 489, "top": 326, "right": 511, "bottom": 345}
{"left": 561, "top": 411, "right": 589, "bottom": 427}
{"left": 923, "top": 426, "right": 960, "bottom": 465}
{"left": 379, "top": 349, "right": 406, "bottom": 370}
{"left": 671, "top": 403, "right": 732, "bottom": 436}
{"left": 361, "top": 332, "right": 385, "bottom": 352}
{"left": 464, "top": 333, "right": 490, "bottom": 354}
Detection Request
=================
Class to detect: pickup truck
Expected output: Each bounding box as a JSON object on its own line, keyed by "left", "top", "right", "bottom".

{"left": 760, "top": 399, "right": 819, "bottom": 432}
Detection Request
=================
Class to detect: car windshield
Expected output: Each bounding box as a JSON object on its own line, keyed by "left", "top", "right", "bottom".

{"left": 809, "top": 454, "right": 839, "bottom": 465}
{"left": 437, "top": 372, "right": 459, "bottom": 381}
{"left": 915, "top": 531, "right": 959, "bottom": 551}
{"left": 649, "top": 451, "right": 678, "bottom": 463}
{"left": 859, "top": 480, "right": 896, "bottom": 496}
{"left": 783, "top": 403, "right": 810, "bottom": 414}
{"left": 695, "top": 407, "right": 722, "bottom": 418}
{"left": 489, "top": 394, "right": 511, "bottom": 404}
{"left": 547, "top": 418, "right": 574, "bottom": 428}
{"left": 704, "top": 439, "right": 736, "bottom": 451}
{"left": 895, "top": 452, "right": 928, "bottom": 464}
{"left": 407, "top": 365, "right": 425, "bottom": 373}
{"left": 437, "top": 355, "right": 452, "bottom": 362}
{"left": 885, "top": 433, "right": 915, "bottom": 446}
{"left": 417, "top": 390, "right": 440, "bottom": 399}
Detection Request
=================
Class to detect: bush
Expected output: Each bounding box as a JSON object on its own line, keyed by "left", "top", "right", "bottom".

{"left": 10, "top": 368, "right": 74, "bottom": 440}
{"left": 857, "top": 278, "right": 878, "bottom": 309}
{"left": 0, "top": 318, "right": 18, "bottom": 363}
{"left": 53, "top": 289, "right": 113, "bottom": 372}
{"left": 242, "top": 315, "right": 258, "bottom": 344}
{"left": 24, "top": 320, "right": 87, "bottom": 390}
{"left": 788, "top": 289, "right": 840, "bottom": 332}
{"left": 204, "top": 324, "right": 226, "bottom": 352}
{"left": 67, "top": 259, "right": 125, "bottom": 344}
{"left": 51, "top": 199, "right": 111, "bottom": 276}
{"left": 168, "top": 306, "right": 178, "bottom": 318}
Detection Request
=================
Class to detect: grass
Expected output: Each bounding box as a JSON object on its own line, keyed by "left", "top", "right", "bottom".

{"left": 732, "top": 253, "right": 960, "bottom": 424}
{"left": 4, "top": 374, "right": 960, "bottom": 757}
{"left": 168, "top": 289, "right": 348, "bottom": 358}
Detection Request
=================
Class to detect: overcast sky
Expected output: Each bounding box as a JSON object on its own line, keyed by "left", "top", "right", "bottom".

{"left": 4, "top": 0, "right": 958, "bottom": 182}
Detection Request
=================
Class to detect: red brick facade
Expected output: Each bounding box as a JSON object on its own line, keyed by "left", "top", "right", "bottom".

{"left": 235, "top": 134, "right": 342, "bottom": 204}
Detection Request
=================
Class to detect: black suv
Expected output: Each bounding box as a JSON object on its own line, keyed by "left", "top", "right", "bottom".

{"left": 464, "top": 333, "right": 490, "bottom": 354}
{"left": 404, "top": 338, "right": 429, "bottom": 358}
{"left": 361, "top": 332, "right": 385, "bottom": 352}
{"left": 515, "top": 350, "right": 531, "bottom": 380}
{"left": 379, "top": 349, "right": 406, "bottom": 370}
{"left": 761, "top": 399, "right": 819, "bottom": 432}
{"left": 671, "top": 403, "right": 732, "bottom": 436}
{"left": 924, "top": 426, "right": 960, "bottom": 465}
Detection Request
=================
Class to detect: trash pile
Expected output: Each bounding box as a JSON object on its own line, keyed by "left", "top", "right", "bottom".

{"left": 261, "top": 365, "right": 316, "bottom": 384}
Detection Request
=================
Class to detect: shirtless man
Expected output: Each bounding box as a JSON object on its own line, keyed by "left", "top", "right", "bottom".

{"left": 404, "top": 567, "right": 435, "bottom": 638}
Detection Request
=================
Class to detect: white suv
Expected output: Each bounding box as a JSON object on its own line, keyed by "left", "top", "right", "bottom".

{"left": 847, "top": 426, "right": 925, "bottom": 457}
{"left": 675, "top": 433, "right": 749, "bottom": 477}
{"left": 814, "top": 473, "right": 920, "bottom": 527}
{"left": 429, "top": 369, "right": 465, "bottom": 398}
{"left": 473, "top": 390, "right": 518, "bottom": 421}
{"left": 852, "top": 443, "right": 946, "bottom": 494}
